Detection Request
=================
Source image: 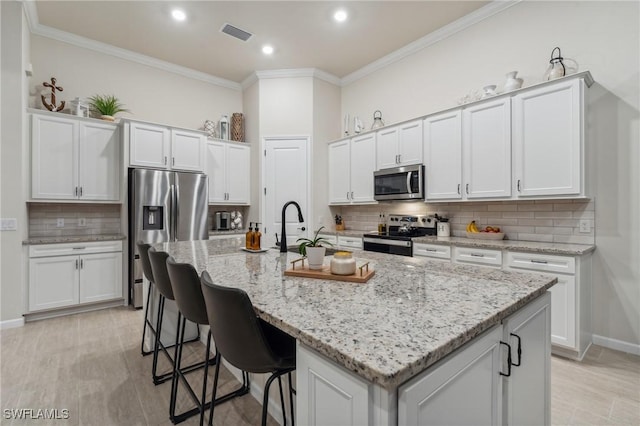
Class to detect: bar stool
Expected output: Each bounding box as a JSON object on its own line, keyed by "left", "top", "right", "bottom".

{"left": 165, "top": 257, "right": 250, "bottom": 425}
{"left": 137, "top": 241, "right": 156, "bottom": 357}
{"left": 200, "top": 271, "right": 296, "bottom": 426}
{"left": 148, "top": 248, "right": 207, "bottom": 388}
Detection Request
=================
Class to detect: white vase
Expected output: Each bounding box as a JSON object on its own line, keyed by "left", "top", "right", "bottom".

{"left": 305, "top": 246, "right": 326, "bottom": 270}
{"left": 504, "top": 71, "right": 524, "bottom": 92}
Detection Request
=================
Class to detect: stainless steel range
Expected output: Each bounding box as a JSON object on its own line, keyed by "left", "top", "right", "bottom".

{"left": 363, "top": 214, "right": 437, "bottom": 256}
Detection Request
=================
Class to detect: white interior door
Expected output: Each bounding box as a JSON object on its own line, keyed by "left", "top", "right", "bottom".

{"left": 263, "top": 137, "right": 309, "bottom": 249}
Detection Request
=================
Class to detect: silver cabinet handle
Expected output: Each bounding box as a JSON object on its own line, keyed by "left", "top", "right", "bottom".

{"left": 425, "top": 248, "right": 437, "bottom": 252}
{"left": 347, "top": 191, "right": 350, "bottom": 200}
{"left": 75, "top": 259, "right": 79, "bottom": 269}
{"left": 531, "top": 259, "right": 548, "bottom": 264}
{"left": 72, "top": 247, "right": 86, "bottom": 250}
{"left": 75, "top": 186, "right": 78, "bottom": 196}
{"left": 79, "top": 187, "right": 83, "bottom": 197}
{"left": 351, "top": 191, "right": 354, "bottom": 199}
{"left": 517, "top": 179, "right": 521, "bottom": 192}
{"left": 457, "top": 184, "right": 461, "bottom": 195}
{"left": 470, "top": 253, "right": 484, "bottom": 257}
{"left": 466, "top": 184, "right": 469, "bottom": 194}
{"left": 164, "top": 156, "right": 168, "bottom": 165}
{"left": 398, "top": 154, "right": 401, "bottom": 163}
{"left": 80, "top": 259, "right": 84, "bottom": 269}
{"left": 172, "top": 157, "right": 175, "bottom": 166}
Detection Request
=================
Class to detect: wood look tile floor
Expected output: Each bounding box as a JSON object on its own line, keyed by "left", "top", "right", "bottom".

{"left": 1, "top": 306, "right": 639, "bottom": 425}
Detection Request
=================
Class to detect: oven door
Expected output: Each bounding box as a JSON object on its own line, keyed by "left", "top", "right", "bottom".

{"left": 374, "top": 165, "right": 424, "bottom": 201}
{"left": 363, "top": 237, "right": 413, "bottom": 256}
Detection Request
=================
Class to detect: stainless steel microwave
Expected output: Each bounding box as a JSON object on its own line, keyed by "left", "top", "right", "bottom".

{"left": 374, "top": 164, "right": 424, "bottom": 201}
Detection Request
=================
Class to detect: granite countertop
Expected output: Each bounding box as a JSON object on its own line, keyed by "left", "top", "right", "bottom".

{"left": 154, "top": 238, "right": 556, "bottom": 390}
{"left": 209, "top": 229, "right": 246, "bottom": 236}
{"left": 412, "top": 236, "right": 595, "bottom": 255}
{"left": 23, "top": 234, "right": 126, "bottom": 245}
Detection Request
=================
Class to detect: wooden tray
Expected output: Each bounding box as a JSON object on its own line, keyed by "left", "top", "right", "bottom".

{"left": 284, "top": 259, "right": 374, "bottom": 283}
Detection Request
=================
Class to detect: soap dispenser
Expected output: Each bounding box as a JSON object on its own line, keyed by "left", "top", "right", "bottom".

{"left": 252, "top": 223, "right": 262, "bottom": 250}
{"left": 245, "top": 222, "right": 254, "bottom": 250}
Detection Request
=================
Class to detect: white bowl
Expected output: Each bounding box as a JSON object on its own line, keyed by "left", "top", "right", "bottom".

{"left": 466, "top": 231, "right": 505, "bottom": 240}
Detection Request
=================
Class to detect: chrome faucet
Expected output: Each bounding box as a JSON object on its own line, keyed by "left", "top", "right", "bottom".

{"left": 280, "top": 201, "right": 304, "bottom": 252}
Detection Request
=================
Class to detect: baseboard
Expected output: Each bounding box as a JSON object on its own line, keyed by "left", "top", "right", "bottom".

{"left": 23, "top": 299, "right": 124, "bottom": 322}
{"left": 0, "top": 317, "right": 25, "bottom": 330}
{"left": 593, "top": 334, "right": 640, "bottom": 356}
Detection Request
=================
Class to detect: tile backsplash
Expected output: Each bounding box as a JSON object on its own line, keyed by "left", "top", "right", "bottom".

{"left": 330, "top": 199, "right": 595, "bottom": 245}
{"left": 28, "top": 203, "right": 121, "bottom": 237}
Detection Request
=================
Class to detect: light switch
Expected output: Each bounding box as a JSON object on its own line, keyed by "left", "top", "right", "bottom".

{"left": 579, "top": 220, "right": 591, "bottom": 233}
{"left": 0, "top": 218, "right": 17, "bottom": 231}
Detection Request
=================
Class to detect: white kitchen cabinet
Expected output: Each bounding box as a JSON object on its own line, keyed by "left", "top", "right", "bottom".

{"left": 328, "top": 134, "right": 377, "bottom": 205}
{"left": 513, "top": 79, "right": 584, "bottom": 198}
{"left": 505, "top": 251, "right": 591, "bottom": 359}
{"left": 399, "top": 325, "right": 504, "bottom": 425}
{"left": 463, "top": 97, "right": 512, "bottom": 199}
{"left": 399, "top": 292, "right": 551, "bottom": 426}
{"left": 297, "top": 342, "right": 371, "bottom": 426}
{"left": 205, "top": 140, "right": 250, "bottom": 205}
{"left": 453, "top": 246, "right": 503, "bottom": 268}
{"left": 376, "top": 120, "right": 423, "bottom": 170}
{"left": 413, "top": 242, "right": 451, "bottom": 260}
{"left": 129, "top": 121, "right": 206, "bottom": 172}
{"left": 502, "top": 292, "right": 551, "bottom": 426}
{"left": 424, "top": 110, "right": 462, "bottom": 200}
{"left": 28, "top": 241, "right": 123, "bottom": 312}
{"left": 31, "top": 113, "right": 120, "bottom": 201}
{"left": 337, "top": 235, "right": 362, "bottom": 250}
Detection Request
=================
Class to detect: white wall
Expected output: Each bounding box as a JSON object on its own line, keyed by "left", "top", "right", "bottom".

{"left": 341, "top": 1, "right": 640, "bottom": 347}
{"left": 30, "top": 35, "right": 242, "bottom": 130}
{"left": 1, "top": 2, "right": 31, "bottom": 323}
{"left": 243, "top": 81, "right": 260, "bottom": 224}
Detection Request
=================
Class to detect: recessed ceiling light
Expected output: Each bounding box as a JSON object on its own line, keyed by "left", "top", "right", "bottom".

{"left": 334, "top": 9, "right": 348, "bottom": 22}
{"left": 171, "top": 9, "right": 186, "bottom": 22}
{"left": 262, "top": 45, "right": 274, "bottom": 55}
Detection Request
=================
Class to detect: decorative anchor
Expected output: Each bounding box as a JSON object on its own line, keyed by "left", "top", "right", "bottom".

{"left": 41, "top": 77, "right": 65, "bottom": 112}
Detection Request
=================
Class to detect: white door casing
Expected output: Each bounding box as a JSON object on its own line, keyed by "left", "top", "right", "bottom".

{"left": 262, "top": 136, "right": 310, "bottom": 248}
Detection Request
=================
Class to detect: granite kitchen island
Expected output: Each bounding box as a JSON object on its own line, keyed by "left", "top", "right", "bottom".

{"left": 155, "top": 238, "right": 556, "bottom": 425}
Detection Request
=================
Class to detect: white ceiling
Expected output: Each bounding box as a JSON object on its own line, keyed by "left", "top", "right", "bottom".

{"left": 33, "top": 1, "right": 489, "bottom": 84}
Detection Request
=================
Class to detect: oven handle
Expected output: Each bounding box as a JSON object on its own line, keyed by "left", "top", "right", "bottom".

{"left": 407, "top": 172, "right": 413, "bottom": 194}
{"left": 363, "top": 237, "right": 411, "bottom": 247}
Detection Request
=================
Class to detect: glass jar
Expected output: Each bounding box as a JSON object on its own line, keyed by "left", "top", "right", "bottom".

{"left": 330, "top": 251, "right": 356, "bottom": 275}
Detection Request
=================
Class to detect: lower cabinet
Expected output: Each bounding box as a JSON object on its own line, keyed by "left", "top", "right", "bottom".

{"left": 398, "top": 292, "right": 551, "bottom": 426}
{"left": 29, "top": 241, "right": 123, "bottom": 312}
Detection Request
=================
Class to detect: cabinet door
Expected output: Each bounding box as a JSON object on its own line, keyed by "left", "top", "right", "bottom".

{"left": 31, "top": 114, "right": 78, "bottom": 199}
{"left": 79, "top": 252, "right": 123, "bottom": 304}
{"left": 171, "top": 129, "right": 205, "bottom": 172}
{"left": 78, "top": 122, "right": 120, "bottom": 201}
{"left": 376, "top": 127, "right": 399, "bottom": 170}
{"left": 503, "top": 292, "right": 551, "bottom": 426}
{"left": 513, "top": 80, "right": 582, "bottom": 197}
{"left": 29, "top": 256, "right": 79, "bottom": 311}
{"left": 548, "top": 274, "right": 576, "bottom": 349}
{"left": 328, "top": 140, "right": 351, "bottom": 204}
{"left": 424, "top": 111, "right": 462, "bottom": 200}
{"left": 350, "top": 133, "right": 376, "bottom": 203}
{"left": 297, "top": 342, "right": 371, "bottom": 426}
{"left": 129, "top": 122, "right": 171, "bottom": 169}
{"left": 226, "top": 143, "right": 250, "bottom": 204}
{"left": 398, "top": 120, "right": 423, "bottom": 166}
{"left": 205, "top": 141, "right": 227, "bottom": 203}
{"left": 463, "top": 98, "right": 512, "bottom": 199}
{"left": 399, "top": 325, "right": 503, "bottom": 426}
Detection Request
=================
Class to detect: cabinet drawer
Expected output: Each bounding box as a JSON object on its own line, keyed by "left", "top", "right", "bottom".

{"left": 453, "top": 246, "right": 502, "bottom": 267}
{"left": 29, "top": 241, "right": 123, "bottom": 258}
{"left": 338, "top": 236, "right": 362, "bottom": 249}
{"left": 413, "top": 243, "right": 451, "bottom": 260}
{"left": 505, "top": 252, "right": 575, "bottom": 275}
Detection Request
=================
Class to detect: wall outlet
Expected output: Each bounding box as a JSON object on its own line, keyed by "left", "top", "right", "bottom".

{"left": 56, "top": 218, "right": 64, "bottom": 228}
{"left": 78, "top": 217, "right": 87, "bottom": 227}
{"left": 0, "top": 218, "right": 17, "bottom": 231}
{"left": 579, "top": 220, "right": 591, "bottom": 233}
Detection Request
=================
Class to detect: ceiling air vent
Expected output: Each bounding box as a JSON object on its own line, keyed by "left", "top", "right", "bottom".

{"left": 220, "top": 23, "right": 253, "bottom": 42}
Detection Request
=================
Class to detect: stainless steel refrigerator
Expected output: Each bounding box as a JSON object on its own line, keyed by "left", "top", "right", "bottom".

{"left": 128, "top": 168, "right": 208, "bottom": 346}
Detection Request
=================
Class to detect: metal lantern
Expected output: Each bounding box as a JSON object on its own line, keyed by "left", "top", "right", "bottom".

{"left": 219, "top": 115, "right": 229, "bottom": 140}
{"left": 544, "top": 47, "right": 566, "bottom": 81}
{"left": 371, "top": 110, "right": 385, "bottom": 130}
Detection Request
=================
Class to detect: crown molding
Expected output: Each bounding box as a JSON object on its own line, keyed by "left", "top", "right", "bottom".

{"left": 254, "top": 68, "right": 341, "bottom": 86}
{"left": 21, "top": 1, "right": 242, "bottom": 91}
{"left": 241, "top": 73, "right": 259, "bottom": 90}
{"left": 341, "top": 0, "right": 522, "bottom": 86}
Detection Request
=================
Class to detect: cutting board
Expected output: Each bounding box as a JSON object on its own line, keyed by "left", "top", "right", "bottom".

{"left": 284, "top": 263, "right": 374, "bottom": 283}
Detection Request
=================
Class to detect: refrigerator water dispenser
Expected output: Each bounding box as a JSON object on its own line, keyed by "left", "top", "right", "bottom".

{"left": 143, "top": 206, "right": 163, "bottom": 230}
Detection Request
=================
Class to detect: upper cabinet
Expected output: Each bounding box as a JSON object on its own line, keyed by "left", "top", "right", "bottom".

{"left": 205, "top": 140, "right": 250, "bottom": 205}
{"left": 463, "top": 98, "right": 512, "bottom": 199}
{"left": 128, "top": 121, "right": 205, "bottom": 172}
{"left": 329, "top": 133, "right": 377, "bottom": 205}
{"left": 376, "top": 120, "right": 423, "bottom": 170}
{"left": 513, "top": 79, "right": 584, "bottom": 198}
{"left": 424, "top": 111, "right": 462, "bottom": 200}
{"left": 31, "top": 112, "right": 120, "bottom": 201}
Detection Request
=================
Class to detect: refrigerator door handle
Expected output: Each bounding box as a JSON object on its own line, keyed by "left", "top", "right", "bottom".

{"left": 173, "top": 183, "right": 179, "bottom": 242}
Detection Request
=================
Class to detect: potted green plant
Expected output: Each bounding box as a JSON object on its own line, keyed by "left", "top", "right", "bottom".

{"left": 296, "top": 226, "right": 333, "bottom": 270}
{"left": 89, "top": 94, "right": 129, "bottom": 121}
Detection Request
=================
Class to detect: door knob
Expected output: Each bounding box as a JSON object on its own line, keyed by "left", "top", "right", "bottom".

{"left": 297, "top": 226, "right": 306, "bottom": 231}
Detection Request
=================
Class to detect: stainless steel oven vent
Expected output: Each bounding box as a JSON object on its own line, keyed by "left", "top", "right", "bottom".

{"left": 220, "top": 23, "right": 253, "bottom": 42}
